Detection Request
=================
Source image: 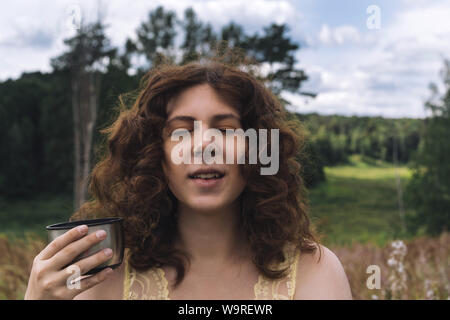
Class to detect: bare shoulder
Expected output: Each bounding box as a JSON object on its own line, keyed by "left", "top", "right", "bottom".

{"left": 73, "top": 260, "right": 125, "bottom": 300}
{"left": 293, "top": 243, "right": 352, "bottom": 300}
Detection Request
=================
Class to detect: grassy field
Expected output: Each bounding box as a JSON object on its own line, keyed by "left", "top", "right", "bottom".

{"left": 0, "top": 194, "right": 73, "bottom": 239}
{"left": 308, "top": 154, "right": 415, "bottom": 247}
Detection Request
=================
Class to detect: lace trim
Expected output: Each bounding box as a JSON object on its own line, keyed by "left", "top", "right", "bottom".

{"left": 155, "top": 268, "right": 170, "bottom": 300}
{"left": 123, "top": 250, "right": 170, "bottom": 300}
{"left": 122, "top": 250, "right": 130, "bottom": 300}
{"left": 123, "top": 245, "right": 300, "bottom": 300}
{"left": 253, "top": 244, "right": 300, "bottom": 300}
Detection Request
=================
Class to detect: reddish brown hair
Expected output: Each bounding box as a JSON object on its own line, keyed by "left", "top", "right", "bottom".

{"left": 71, "top": 56, "right": 321, "bottom": 287}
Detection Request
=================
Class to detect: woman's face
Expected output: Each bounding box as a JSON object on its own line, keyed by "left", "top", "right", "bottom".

{"left": 162, "top": 84, "right": 246, "bottom": 213}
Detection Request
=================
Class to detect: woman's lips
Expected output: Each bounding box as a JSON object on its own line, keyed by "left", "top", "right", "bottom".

{"left": 188, "top": 175, "right": 225, "bottom": 188}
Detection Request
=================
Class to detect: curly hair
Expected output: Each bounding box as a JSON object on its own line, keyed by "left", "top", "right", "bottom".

{"left": 70, "top": 56, "right": 322, "bottom": 287}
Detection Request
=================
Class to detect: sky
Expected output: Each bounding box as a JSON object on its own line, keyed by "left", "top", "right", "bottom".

{"left": 1, "top": 0, "right": 450, "bottom": 118}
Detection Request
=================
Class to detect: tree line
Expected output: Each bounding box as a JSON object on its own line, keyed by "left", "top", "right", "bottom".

{"left": 296, "top": 113, "right": 422, "bottom": 166}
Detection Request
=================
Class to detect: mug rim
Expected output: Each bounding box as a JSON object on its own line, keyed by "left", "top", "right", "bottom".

{"left": 46, "top": 217, "right": 123, "bottom": 230}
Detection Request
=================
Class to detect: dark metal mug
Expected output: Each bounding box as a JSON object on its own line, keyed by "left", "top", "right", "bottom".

{"left": 46, "top": 217, "right": 124, "bottom": 276}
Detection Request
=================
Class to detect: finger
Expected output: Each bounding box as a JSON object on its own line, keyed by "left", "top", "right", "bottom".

{"left": 50, "top": 229, "right": 107, "bottom": 270}
{"left": 71, "top": 247, "right": 113, "bottom": 276}
{"left": 39, "top": 225, "right": 89, "bottom": 260}
{"left": 68, "top": 267, "right": 113, "bottom": 298}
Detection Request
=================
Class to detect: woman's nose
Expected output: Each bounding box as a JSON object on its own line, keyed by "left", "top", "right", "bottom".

{"left": 192, "top": 122, "right": 220, "bottom": 161}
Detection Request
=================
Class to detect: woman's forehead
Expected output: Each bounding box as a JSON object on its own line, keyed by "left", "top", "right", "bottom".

{"left": 166, "top": 84, "right": 240, "bottom": 120}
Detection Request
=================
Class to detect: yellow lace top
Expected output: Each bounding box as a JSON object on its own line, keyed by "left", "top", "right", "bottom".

{"left": 122, "top": 244, "right": 301, "bottom": 300}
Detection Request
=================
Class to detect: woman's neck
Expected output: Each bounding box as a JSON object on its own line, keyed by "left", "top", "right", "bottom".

{"left": 174, "top": 201, "right": 250, "bottom": 271}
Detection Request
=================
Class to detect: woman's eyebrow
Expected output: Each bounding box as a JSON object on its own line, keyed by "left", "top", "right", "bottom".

{"left": 165, "top": 115, "right": 196, "bottom": 126}
{"left": 212, "top": 113, "right": 241, "bottom": 122}
{"left": 166, "top": 113, "right": 241, "bottom": 126}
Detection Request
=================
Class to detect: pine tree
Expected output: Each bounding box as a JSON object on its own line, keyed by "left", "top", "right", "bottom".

{"left": 406, "top": 59, "right": 450, "bottom": 235}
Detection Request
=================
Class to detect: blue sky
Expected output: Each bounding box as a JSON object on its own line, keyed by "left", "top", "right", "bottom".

{"left": 1, "top": 0, "right": 450, "bottom": 118}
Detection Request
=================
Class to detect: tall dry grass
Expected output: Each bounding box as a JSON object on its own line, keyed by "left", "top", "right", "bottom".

{"left": 330, "top": 232, "right": 449, "bottom": 300}
{"left": 0, "top": 232, "right": 448, "bottom": 299}
{"left": 0, "top": 233, "right": 46, "bottom": 299}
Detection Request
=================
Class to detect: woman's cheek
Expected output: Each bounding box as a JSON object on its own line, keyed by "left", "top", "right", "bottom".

{"left": 162, "top": 141, "right": 181, "bottom": 179}
{"left": 224, "top": 134, "right": 247, "bottom": 164}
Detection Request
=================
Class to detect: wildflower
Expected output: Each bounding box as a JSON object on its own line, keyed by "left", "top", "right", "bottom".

{"left": 387, "top": 239, "right": 408, "bottom": 299}
{"left": 397, "top": 262, "right": 404, "bottom": 274}
{"left": 387, "top": 257, "right": 396, "bottom": 267}
{"left": 424, "top": 279, "right": 436, "bottom": 300}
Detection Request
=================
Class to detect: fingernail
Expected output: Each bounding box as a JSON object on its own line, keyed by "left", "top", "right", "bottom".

{"left": 96, "top": 230, "right": 107, "bottom": 239}
{"left": 77, "top": 225, "right": 88, "bottom": 234}
{"left": 104, "top": 248, "right": 113, "bottom": 257}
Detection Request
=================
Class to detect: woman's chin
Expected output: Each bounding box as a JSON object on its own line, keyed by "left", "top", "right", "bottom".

{"left": 186, "top": 198, "right": 230, "bottom": 213}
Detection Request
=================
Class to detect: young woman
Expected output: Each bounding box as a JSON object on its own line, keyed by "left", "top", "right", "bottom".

{"left": 25, "top": 59, "right": 352, "bottom": 300}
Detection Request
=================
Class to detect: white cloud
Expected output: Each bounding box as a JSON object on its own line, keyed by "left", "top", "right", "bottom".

{"left": 317, "top": 24, "right": 361, "bottom": 46}
{"left": 0, "top": 0, "right": 303, "bottom": 81}
{"left": 0, "top": 1, "right": 98, "bottom": 79}
{"left": 289, "top": 1, "right": 450, "bottom": 118}
{"left": 306, "top": 23, "right": 379, "bottom": 48}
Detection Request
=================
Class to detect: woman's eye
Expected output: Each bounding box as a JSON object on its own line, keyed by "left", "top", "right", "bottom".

{"left": 167, "top": 127, "right": 235, "bottom": 136}
{"left": 218, "top": 128, "right": 235, "bottom": 133}
{"left": 164, "top": 128, "right": 192, "bottom": 139}
{"left": 173, "top": 128, "right": 194, "bottom": 133}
